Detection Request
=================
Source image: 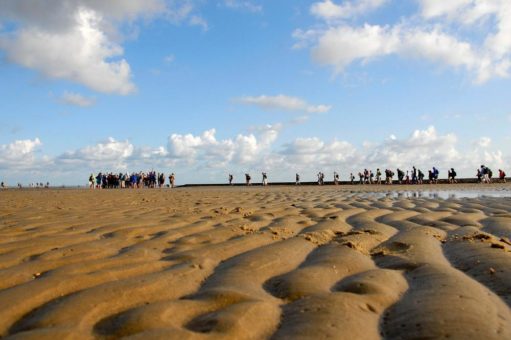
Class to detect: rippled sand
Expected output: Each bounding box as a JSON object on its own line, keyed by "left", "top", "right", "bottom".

{"left": 1, "top": 185, "right": 511, "bottom": 339}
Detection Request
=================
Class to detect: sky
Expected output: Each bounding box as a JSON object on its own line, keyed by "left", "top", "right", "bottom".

{"left": 0, "top": 0, "right": 510, "bottom": 185}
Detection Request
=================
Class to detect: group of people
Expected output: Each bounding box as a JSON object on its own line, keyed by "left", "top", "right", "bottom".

{"left": 1, "top": 182, "right": 49, "bottom": 189}
{"left": 1, "top": 165, "right": 508, "bottom": 190}
{"left": 232, "top": 165, "right": 507, "bottom": 186}
{"left": 348, "top": 166, "right": 454, "bottom": 185}
{"left": 240, "top": 172, "right": 268, "bottom": 186}
{"left": 88, "top": 171, "right": 175, "bottom": 189}
{"left": 348, "top": 167, "right": 426, "bottom": 185}
{"left": 476, "top": 165, "right": 507, "bottom": 184}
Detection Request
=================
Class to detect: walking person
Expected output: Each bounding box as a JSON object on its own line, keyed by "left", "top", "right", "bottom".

{"left": 262, "top": 172, "right": 268, "bottom": 186}
{"left": 449, "top": 168, "right": 457, "bottom": 184}
{"left": 89, "top": 174, "right": 95, "bottom": 189}
{"left": 229, "top": 174, "right": 233, "bottom": 185}
{"left": 397, "top": 169, "right": 404, "bottom": 184}
{"left": 245, "top": 173, "right": 251, "bottom": 186}
{"left": 499, "top": 169, "right": 507, "bottom": 183}
{"left": 418, "top": 169, "right": 424, "bottom": 184}
{"left": 432, "top": 167, "right": 439, "bottom": 184}
{"left": 169, "top": 173, "right": 175, "bottom": 188}
{"left": 295, "top": 173, "right": 300, "bottom": 185}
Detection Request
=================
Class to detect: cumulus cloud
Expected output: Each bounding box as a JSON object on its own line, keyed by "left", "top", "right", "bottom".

{"left": 281, "top": 138, "right": 357, "bottom": 168}
{"left": 236, "top": 95, "right": 332, "bottom": 113}
{"left": 57, "top": 137, "right": 134, "bottom": 170}
{"left": 0, "top": 138, "right": 43, "bottom": 170}
{"left": 60, "top": 92, "right": 96, "bottom": 107}
{"left": 168, "top": 125, "right": 280, "bottom": 167}
{"left": 298, "top": 0, "right": 511, "bottom": 83}
{"left": 311, "top": 0, "right": 387, "bottom": 21}
{"left": 362, "top": 126, "right": 461, "bottom": 169}
{"left": 0, "top": 0, "right": 204, "bottom": 94}
{"left": 310, "top": 24, "right": 399, "bottom": 72}
{"left": 163, "top": 125, "right": 507, "bottom": 179}
{"left": 1, "top": 126, "right": 509, "bottom": 184}
{"left": 470, "top": 136, "right": 505, "bottom": 170}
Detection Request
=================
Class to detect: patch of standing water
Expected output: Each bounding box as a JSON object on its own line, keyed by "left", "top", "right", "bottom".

{"left": 355, "top": 189, "right": 511, "bottom": 199}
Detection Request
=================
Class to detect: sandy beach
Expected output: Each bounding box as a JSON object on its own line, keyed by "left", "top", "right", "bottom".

{"left": 1, "top": 185, "right": 511, "bottom": 339}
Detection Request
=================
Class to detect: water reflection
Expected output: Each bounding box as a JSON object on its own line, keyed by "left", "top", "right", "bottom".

{"left": 356, "top": 190, "right": 511, "bottom": 199}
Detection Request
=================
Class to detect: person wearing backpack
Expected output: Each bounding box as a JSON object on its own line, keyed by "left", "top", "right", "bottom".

{"left": 418, "top": 169, "right": 424, "bottom": 184}
{"left": 89, "top": 174, "right": 95, "bottom": 189}
{"left": 397, "top": 168, "right": 404, "bottom": 184}
{"left": 432, "top": 167, "right": 439, "bottom": 184}
{"left": 499, "top": 169, "right": 506, "bottom": 183}
{"left": 262, "top": 172, "right": 268, "bottom": 186}
{"left": 449, "top": 168, "right": 457, "bottom": 184}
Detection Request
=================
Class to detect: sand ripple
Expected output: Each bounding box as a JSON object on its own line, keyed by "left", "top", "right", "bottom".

{"left": 1, "top": 187, "right": 510, "bottom": 339}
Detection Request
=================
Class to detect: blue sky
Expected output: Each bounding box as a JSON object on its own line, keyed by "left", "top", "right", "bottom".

{"left": 0, "top": 0, "right": 510, "bottom": 185}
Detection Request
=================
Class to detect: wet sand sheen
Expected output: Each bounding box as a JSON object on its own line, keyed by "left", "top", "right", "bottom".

{"left": 0, "top": 186, "right": 510, "bottom": 339}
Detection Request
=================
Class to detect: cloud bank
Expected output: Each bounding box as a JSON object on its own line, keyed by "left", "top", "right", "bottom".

{"left": 0, "top": 126, "right": 507, "bottom": 184}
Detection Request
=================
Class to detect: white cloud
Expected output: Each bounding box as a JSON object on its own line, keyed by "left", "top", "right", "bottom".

{"left": 300, "top": 23, "right": 505, "bottom": 83}
{"left": 298, "top": 0, "right": 511, "bottom": 83}
{"left": 223, "top": 0, "right": 262, "bottom": 13}
{"left": 310, "top": 24, "right": 399, "bottom": 73}
{"left": 476, "top": 137, "right": 492, "bottom": 148}
{"left": 57, "top": 137, "right": 134, "bottom": 170}
{"left": 0, "top": 8, "right": 136, "bottom": 94}
{"left": 363, "top": 126, "right": 461, "bottom": 169}
{"left": 0, "top": 138, "right": 43, "bottom": 170}
{"left": 0, "top": 0, "right": 166, "bottom": 31}
{"left": 1, "top": 126, "right": 509, "bottom": 184}
{"left": 470, "top": 136, "right": 505, "bottom": 169}
{"left": 162, "top": 125, "right": 501, "bottom": 179}
{"left": 0, "top": 0, "right": 203, "bottom": 94}
{"left": 60, "top": 92, "right": 96, "bottom": 107}
{"left": 189, "top": 15, "right": 209, "bottom": 31}
{"left": 311, "top": 0, "right": 387, "bottom": 21}
{"left": 281, "top": 137, "right": 358, "bottom": 168}
{"left": 168, "top": 125, "right": 280, "bottom": 168}
{"left": 236, "top": 95, "right": 332, "bottom": 113}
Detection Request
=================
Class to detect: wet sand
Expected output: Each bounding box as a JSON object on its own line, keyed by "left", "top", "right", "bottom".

{"left": 1, "top": 185, "right": 511, "bottom": 339}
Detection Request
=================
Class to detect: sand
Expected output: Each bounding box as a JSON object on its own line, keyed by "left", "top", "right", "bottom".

{"left": 0, "top": 184, "right": 510, "bottom": 339}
